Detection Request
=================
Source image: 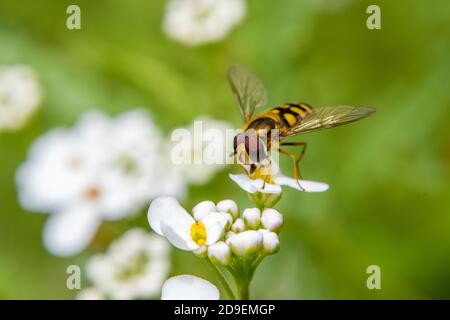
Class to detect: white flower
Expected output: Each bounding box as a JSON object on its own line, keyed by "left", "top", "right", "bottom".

{"left": 208, "top": 241, "right": 232, "bottom": 265}
{"left": 260, "top": 208, "right": 283, "bottom": 233}
{"left": 148, "top": 197, "right": 228, "bottom": 251}
{"left": 229, "top": 230, "right": 262, "bottom": 258}
{"left": 170, "top": 116, "right": 233, "bottom": 185}
{"left": 259, "top": 230, "right": 280, "bottom": 255}
{"left": 16, "top": 109, "right": 186, "bottom": 256}
{"left": 76, "top": 288, "right": 105, "bottom": 300}
{"left": 242, "top": 208, "right": 261, "bottom": 229}
{"left": 163, "top": 0, "right": 246, "bottom": 46}
{"left": 0, "top": 65, "right": 41, "bottom": 131}
{"left": 86, "top": 229, "right": 170, "bottom": 300}
{"left": 229, "top": 161, "right": 329, "bottom": 194}
{"left": 161, "top": 275, "right": 219, "bottom": 300}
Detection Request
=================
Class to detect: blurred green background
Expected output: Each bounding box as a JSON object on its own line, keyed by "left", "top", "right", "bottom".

{"left": 0, "top": 0, "right": 449, "bottom": 299}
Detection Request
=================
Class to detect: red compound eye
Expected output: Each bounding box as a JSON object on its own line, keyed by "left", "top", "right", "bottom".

{"left": 245, "top": 134, "right": 267, "bottom": 163}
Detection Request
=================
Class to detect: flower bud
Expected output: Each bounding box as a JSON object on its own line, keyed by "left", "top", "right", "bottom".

{"left": 231, "top": 218, "right": 245, "bottom": 233}
{"left": 192, "top": 200, "right": 216, "bottom": 220}
{"left": 216, "top": 200, "right": 239, "bottom": 220}
{"left": 225, "top": 231, "right": 235, "bottom": 245}
{"left": 219, "top": 212, "right": 234, "bottom": 229}
{"left": 193, "top": 245, "right": 207, "bottom": 258}
{"left": 261, "top": 208, "right": 283, "bottom": 233}
{"left": 260, "top": 230, "right": 280, "bottom": 255}
{"left": 229, "top": 230, "right": 262, "bottom": 258}
{"left": 242, "top": 208, "right": 261, "bottom": 229}
{"left": 208, "top": 241, "right": 232, "bottom": 266}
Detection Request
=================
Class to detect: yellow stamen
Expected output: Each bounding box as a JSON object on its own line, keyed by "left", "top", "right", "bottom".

{"left": 190, "top": 221, "right": 207, "bottom": 246}
{"left": 250, "top": 165, "right": 276, "bottom": 185}
{"left": 84, "top": 186, "right": 100, "bottom": 200}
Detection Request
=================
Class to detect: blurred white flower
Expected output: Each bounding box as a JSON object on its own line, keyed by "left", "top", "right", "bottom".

{"left": 76, "top": 288, "right": 105, "bottom": 300}
{"left": 16, "top": 109, "right": 186, "bottom": 256}
{"left": 161, "top": 275, "right": 219, "bottom": 300}
{"left": 0, "top": 65, "right": 42, "bottom": 131}
{"left": 170, "top": 116, "right": 233, "bottom": 185}
{"left": 148, "top": 197, "right": 227, "bottom": 251}
{"left": 163, "top": 0, "right": 246, "bottom": 46}
{"left": 86, "top": 229, "right": 170, "bottom": 300}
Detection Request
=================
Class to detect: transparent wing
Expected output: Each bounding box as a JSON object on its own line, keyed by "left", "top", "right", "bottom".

{"left": 227, "top": 64, "right": 268, "bottom": 124}
{"left": 281, "top": 106, "right": 376, "bottom": 137}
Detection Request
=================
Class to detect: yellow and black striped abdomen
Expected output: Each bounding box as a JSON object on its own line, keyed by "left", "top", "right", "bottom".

{"left": 245, "top": 103, "right": 313, "bottom": 134}
{"left": 263, "top": 103, "right": 312, "bottom": 130}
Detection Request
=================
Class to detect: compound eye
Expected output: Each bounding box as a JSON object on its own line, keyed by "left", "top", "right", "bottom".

{"left": 245, "top": 135, "right": 266, "bottom": 162}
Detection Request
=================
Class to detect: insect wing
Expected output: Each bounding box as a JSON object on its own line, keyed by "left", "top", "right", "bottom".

{"left": 227, "top": 64, "right": 268, "bottom": 124}
{"left": 281, "top": 106, "right": 375, "bottom": 137}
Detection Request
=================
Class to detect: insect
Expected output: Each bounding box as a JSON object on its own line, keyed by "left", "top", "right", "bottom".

{"left": 229, "top": 64, "right": 375, "bottom": 185}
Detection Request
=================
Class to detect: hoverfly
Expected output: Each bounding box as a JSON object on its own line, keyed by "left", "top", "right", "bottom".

{"left": 229, "top": 64, "right": 375, "bottom": 185}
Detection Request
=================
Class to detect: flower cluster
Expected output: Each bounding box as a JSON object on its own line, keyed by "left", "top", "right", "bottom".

{"left": 162, "top": 0, "right": 246, "bottom": 46}
{"left": 79, "top": 229, "right": 170, "bottom": 300}
{"left": 0, "top": 65, "right": 41, "bottom": 131}
{"left": 16, "top": 110, "right": 229, "bottom": 256}
{"left": 148, "top": 197, "right": 284, "bottom": 299}
{"left": 149, "top": 152, "right": 330, "bottom": 299}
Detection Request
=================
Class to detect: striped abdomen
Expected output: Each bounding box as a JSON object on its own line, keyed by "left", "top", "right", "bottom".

{"left": 246, "top": 103, "right": 313, "bottom": 132}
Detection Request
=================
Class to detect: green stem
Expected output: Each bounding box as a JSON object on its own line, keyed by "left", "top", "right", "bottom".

{"left": 249, "top": 255, "right": 265, "bottom": 280}
{"left": 205, "top": 258, "right": 236, "bottom": 300}
{"left": 238, "top": 279, "right": 250, "bottom": 300}
{"left": 232, "top": 259, "right": 252, "bottom": 300}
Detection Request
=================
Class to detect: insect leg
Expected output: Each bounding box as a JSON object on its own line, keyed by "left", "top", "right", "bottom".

{"left": 278, "top": 142, "right": 307, "bottom": 189}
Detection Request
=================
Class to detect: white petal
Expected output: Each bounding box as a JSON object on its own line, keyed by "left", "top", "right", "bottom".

{"left": 161, "top": 275, "right": 219, "bottom": 300}
{"left": 201, "top": 212, "right": 227, "bottom": 245}
{"left": 148, "top": 197, "right": 188, "bottom": 236}
{"left": 257, "top": 183, "right": 282, "bottom": 194}
{"left": 161, "top": 217, "right": 197, "bottom": 251}
{"left": 192, "top": 200, "right": 216, "bottom": 221}
{"left": 274, "top": 176, "right": 329, "bottom": 192}
{"left": 229, "top": 173, "right": 283, "bottom": 194}
{"left": 229, "top": 174, "right": 260, "bottom": 193}
{"left": 43, "top": 206, "right": 100, "bottom": 257}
